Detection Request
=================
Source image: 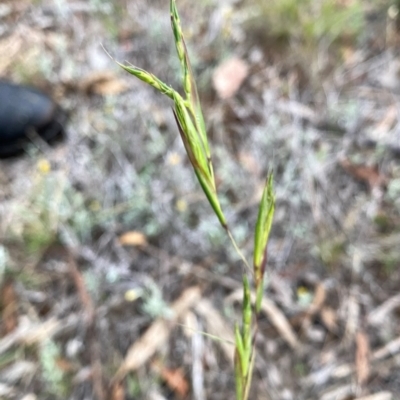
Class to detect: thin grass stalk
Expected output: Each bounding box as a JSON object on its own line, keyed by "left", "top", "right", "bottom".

{"left": 226, "top": 229, "right": 251, "bottom": 273}
{"left": 234, "top": 276, "right": 256, "bottom": 400}
{"left": 113, "top": 1, "right": 276, "bottom": 399}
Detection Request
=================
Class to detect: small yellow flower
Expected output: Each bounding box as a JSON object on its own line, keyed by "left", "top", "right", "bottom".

{"left": 37, "top": 158, "right": 51, "bottom": 175}
{"left": 176, "top": 198, "right": 187, "bottom": 212}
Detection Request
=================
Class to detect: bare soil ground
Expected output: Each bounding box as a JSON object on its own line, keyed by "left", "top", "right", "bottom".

{"left": 0, "top": 1, "right": 400, "bottom": 399}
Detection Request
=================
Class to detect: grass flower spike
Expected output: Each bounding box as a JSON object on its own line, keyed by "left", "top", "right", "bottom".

{"left": 115, "top": 1, "right": 275, "bottom": 399}
{"left": 117, "top": 0, "right": 226, "bottom": 229}
{"left": 253, "top": 174, "right": 275, "bottom": 312}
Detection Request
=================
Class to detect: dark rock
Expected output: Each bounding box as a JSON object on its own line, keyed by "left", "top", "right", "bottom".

{"left": 0, "top": 80, "right": 66, "bottom": 158}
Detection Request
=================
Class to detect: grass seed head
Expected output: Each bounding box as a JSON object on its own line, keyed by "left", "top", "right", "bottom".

{"left": 253, "top": 173, "right": 275, "bottom": 284}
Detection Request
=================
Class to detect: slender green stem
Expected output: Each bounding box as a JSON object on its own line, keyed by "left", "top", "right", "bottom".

{"left": 243, "top": 342, "right": 256, "bottom": 400}
{"left": 226, "top": 228, "right": 252, "bottom": 274}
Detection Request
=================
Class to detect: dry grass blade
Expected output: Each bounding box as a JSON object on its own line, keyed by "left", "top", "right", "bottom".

{"left": 320, "top": 384, "right": 354, "bottom": 400}
{"left": 0, "top": 383, "right": 16, "bottom": 398}
{"left": 0, "top": 317, "right": 60, "bottom": 355}
{"left": 195, "top": 299, "right": 235, "bottom": 363}
{"left": 112, "top": 286, "right": 201, "bottom": 382}
{"left": 372, "top": 335, "right": 400, "bottom": 360}
{"left": 260, "top": 297, "right": 298, "bottom": 349}
{"left": 182, "top": 312, "right": 206, "bottom": 400}
{"left": 367, "top": 294, "right": 400, "bottom": 326}
{"left": 354, "top": 393, "right": 393, "bottom": 400}
{"left": 355, "top": 331, "right": 370, "bottom": 389}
